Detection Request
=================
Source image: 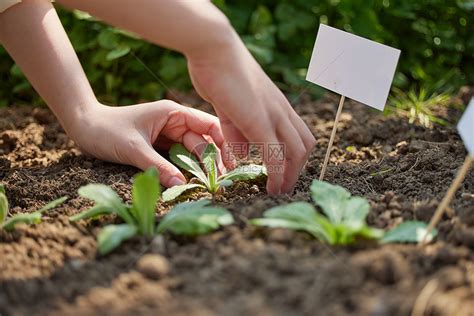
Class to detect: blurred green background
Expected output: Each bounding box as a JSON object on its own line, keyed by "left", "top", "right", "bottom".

{"left": 0, "top": 0, "right": 472, "bottom": 108}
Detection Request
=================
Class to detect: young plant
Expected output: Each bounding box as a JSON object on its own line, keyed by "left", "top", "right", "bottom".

{"left": 71, "top": 167, "right": 161, "bottom": 255}
{"left": 163, "top": 143, "right": 266, "bottom": 201}
{"left": 0, "top": 185, "right": 67, "bottom": 231}
{"left": 251, "top": 180, "right": 436, "bottom": 245}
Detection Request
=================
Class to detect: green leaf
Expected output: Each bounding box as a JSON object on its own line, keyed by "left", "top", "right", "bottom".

{"left": 381, "top": 221, "right": 437, "bottom": 244}
{"left": 218, "top": 179, "right": 233, "bottom": 187}
{"left": 0, "top": 185, "right": 8, "bottom": 224}
{"left": 219, "top": 164, "right": 267, "bottom": 181}
{"left": 70, "top": 204, "right": 114, "bottom": 222}
{"left": 310, "top": 181, "right": 351, "bottom": 224}
{"left": 162, "top": 183, "right": 204, "bottom": 202}
{"left": 131, "top": 168, "right": 161, "bottom": 236}
{"left": 251, "top": 202, "right": 334, "bottom": 242}
{"left": 106, "top": 46, "right": 131, "bottom": 61}
{"left": 97, "top": 224, "right": 137, "bottom": 255}
{"left": 2, "top": 196, "right": 68, "bottom": 231}
{"left": 169, "top": 144, "right": 208, "bottom": 185}
{"left": 342, "top": 197, "right": 370, "bottom": 227}
{"left": 156, "top": 200, "right": 233, "bottom": 236}
{"left": 98, "top": 29, "right": 119, "bottom": 49}
{"left": 202, "top": 143, "right": 218, "bottom": 191}
{"left": 37, "top": 196, "right": 68, "bottom": 213}
{"left": 177, "top": 155, "right": 209, "bottom": 185}
{"left": 78, "top": 184, "right": 134, "bottom": 225}
{"left": 2, "top": 212, "right": 42, "bottom": 231}
{"left": 169, "top": 143, "right": 199, "bottom": 169}
{"left": 311, "top": 180, "right": 370, "bottom": 226}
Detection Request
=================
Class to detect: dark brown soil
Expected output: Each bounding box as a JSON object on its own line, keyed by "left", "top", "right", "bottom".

{"left": 1, "top": 92, "right": 473, "bottom": 316}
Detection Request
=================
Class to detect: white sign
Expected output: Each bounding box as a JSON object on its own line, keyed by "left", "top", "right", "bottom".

{"left": 458, "top": 98, "right": 474, "bottom": 156}
{"left": 306, "top": 24, "right": 401, "bottom": 111}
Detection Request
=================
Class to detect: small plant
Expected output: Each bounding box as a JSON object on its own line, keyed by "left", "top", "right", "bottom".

{"left": 71, "top": 168, "right": 161, "bottom": 255}
{"left": 157, "top": 199, "right": 234, "bottom": 236}
{"left": 71, "top": 168, "right": 234, "bottom": 255}
{"left": 0, "top": 185, "right": 67, "bottom": 231}
{"left": 388, "top": 87, "right": 451, "bottom": 128}
{"left": 162, "top": 143, "right": 266, "bottom": 202}
{"left": 251, "top": 180, "right": 436, "bottom": 245}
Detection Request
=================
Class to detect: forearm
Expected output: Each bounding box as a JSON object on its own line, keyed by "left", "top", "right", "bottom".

{"left": 56, "top": 0, "right": 237, "bottom": 60}
{"left": 0, "top": 0, "right": 98, "bottom": 132}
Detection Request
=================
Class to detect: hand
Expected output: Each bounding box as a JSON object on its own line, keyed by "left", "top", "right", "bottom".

{"left": 187, "top": 34, "right": 316, "bottom": 195}
{"left": 66, "top": 100, "right": 231, "bottom": 188}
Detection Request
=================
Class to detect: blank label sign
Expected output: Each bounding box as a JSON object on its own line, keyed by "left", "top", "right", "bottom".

{"left": 306, "top": 24, "right": 401, "bottom": 111}
{"left": 458, "top": 98, "right": 474, "bottom": 156}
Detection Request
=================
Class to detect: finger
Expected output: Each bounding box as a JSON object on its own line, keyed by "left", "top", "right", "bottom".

{"left": 277, "top": 122, "right": 309, "bottom": 194}
{"left": 133, "top": 142, "right": 186, "bottom": 188}
{"left": 263, "top": 135, "right": 285, "bottom": 196}
{"left": 180, "top": 107, "right": 226, "bottom": 149}
{"left": 289, "top": 112, "right": 317, "bottom": 152}
{"left": 216, "top": 108, "right": 247, "bottom": 164}
{"left": 182, "top": 131, "right": 226, "bottom": 175}
{"left": 244, "top": 122, "right": 284, "bottom": 195}
{"left": 167, "top": 107, "right": 235, "bottom": 168}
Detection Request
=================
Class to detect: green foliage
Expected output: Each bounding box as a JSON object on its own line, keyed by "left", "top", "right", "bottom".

{"left": 251, "top": 180, "right": 435, "bottom": 245}
{"left": 163, "top": 143, "right": 266, "bottom": 201}
{"left": 382, "top": 221, "right": 437, "bottom": 244}
{"left": 72, "top": 167, "right": 160, "bottom": 254}
{"left": 131, "top": 168, "right": 161, "bottom": 235}
{"left": 1, "top": 2, "right": 471, "bottom": 107}
{"left": 156, "top": 200, "right": 234, "bottom": 236}
{"left": 387, "top": 87, "right": 451, "bottom": 127}
{"left": 0, "top": 185, "right": 8, "bottom": 224}
{"left": 1, "top": 196, "right": 68, "bottom": 231}
{"left": 97, "top": 224, "right": 137, "bottom": 255}
{"left": 72, "top": 168, "right": 232, "bottom": 254}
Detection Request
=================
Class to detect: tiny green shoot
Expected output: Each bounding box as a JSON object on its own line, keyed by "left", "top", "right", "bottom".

{"left": 71, "top": 167, "right": 160, "bottom": 255}
{"left": 0, "top": 185, "right": 67, "bottom": 231}
{"left": 163, "top": 143, "right": 266, "bottom": 202}
{"left": 388, "top": 87, "right": 450, "bottom": 128}
{"left": 157, "top": 199, "right": 234, "bottom": 236}
{"left": 251, "top": 180, "right": 436, "bottom": 245}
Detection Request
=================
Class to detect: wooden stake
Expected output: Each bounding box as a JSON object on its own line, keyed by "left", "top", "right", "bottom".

{"left": 420, "top": 154, "right": 473, "bottom": 245}
{"left": 320, "top": 95, "right": 345, "bottom": 181}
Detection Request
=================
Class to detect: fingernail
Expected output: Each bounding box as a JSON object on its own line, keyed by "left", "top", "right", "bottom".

{"left": 169, "top": 176, "right": 185, "bottom": 187}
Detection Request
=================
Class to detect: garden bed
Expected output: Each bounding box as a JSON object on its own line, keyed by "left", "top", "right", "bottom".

{"left": 1, "top": 92, "right": 473, "bottom": 316}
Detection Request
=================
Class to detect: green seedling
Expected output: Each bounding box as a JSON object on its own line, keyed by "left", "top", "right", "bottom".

{"left": 157, "top": 199, "right": 234, "bottom": 236}
{"left": 251, "top": 180, "right": 436, "bottom": 245}
{"left": 0, "top": 185, "right": 67, "bottom": 231}
{"left": 71, "top": 167, "right": 160, "bottom": 255}
{"left": 72, "top": 168, "right": 233, "bottom": 255}
{"left": 388, "top": 87, "right": 450, "bottom": 128}
{"left": 163, "top": 143, "right": 266, "bottom": 202}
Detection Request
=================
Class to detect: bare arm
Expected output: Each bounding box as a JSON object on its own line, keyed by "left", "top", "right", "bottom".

{"left": 56, "top": 0, "right": 235, "bottom": 61}
{"left": 0, "top": 0, "right": 96, "bottom": 131}
{"left": 0, "top": 0, "right": 230, "bottom": 188}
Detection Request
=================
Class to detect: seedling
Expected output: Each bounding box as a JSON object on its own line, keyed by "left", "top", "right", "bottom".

{"left": 71, "top": 167, "right": 160, "bottom": 255}
{"left": 251, "top": 180, "right": 436, "bottom": 245}
{"left": 162, "top": 143, "right": 266, "bottom": 202}
{"left": 0, "top": 185, "right": 67, "bottom": 231}
{"left": 71, "top": 168, "right": 234, "bottom": 255}
{"left": 157, "top": 199, "right": 234, "bottom": 236}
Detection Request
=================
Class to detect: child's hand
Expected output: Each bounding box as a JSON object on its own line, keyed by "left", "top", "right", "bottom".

{"left": 188, "top": 35, "right": 316, "bottom": 195}
{"left": 66, "top": 100, "right": 232, "bottom": 188}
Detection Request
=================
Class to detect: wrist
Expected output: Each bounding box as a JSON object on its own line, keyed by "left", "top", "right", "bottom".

{"left": 183, "top": 13, "right": 238, "bottom": 62}
{"left": 54, "top": 99, "right": 104, "bottom": 138}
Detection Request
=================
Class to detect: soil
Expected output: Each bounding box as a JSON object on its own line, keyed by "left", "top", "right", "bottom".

{"left": 1, "top": 91, "right": 473, "bottom": 316}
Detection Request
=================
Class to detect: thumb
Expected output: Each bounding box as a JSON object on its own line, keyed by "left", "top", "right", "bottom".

{"left": 132, "top": 142, "right": 186, "bottom": 188}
